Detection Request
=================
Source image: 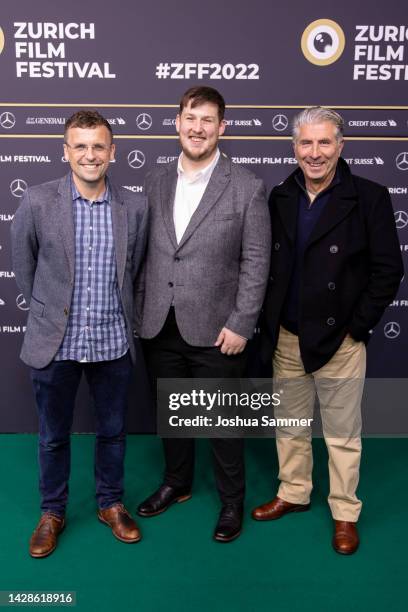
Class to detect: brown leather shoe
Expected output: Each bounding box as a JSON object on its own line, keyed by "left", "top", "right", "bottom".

{"left": 252, "top": 496, "right": 311, "bottom": 521}
{"left": 98, "top": 503, "right": 141, "bottom": 543}
{"left": 29, "top": 513, "right": 65, "bottom": 558}
{"left": 332, "top": 520, "right": 359, "bottom": 555}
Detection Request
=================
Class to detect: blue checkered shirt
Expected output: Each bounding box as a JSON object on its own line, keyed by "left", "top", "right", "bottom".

{"left": 54, "top": 178, "right": 128, "bottom": 362}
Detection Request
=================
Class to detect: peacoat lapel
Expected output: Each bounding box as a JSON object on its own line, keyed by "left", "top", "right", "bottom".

{"left": 274, "top": 179, "right": 299, "bottom": 244}
{"left": 306, "top": 159, "right": 358, "bottom": 247}
{"left": 56, "top": 174, "right": 76, "bottom": 282}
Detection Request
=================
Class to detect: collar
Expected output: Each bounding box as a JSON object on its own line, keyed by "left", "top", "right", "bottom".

{"left": 71, "top": 174, "right": 111, "bottom": 203}
{"left": 294, "top": 165, "right": 341, "bottom": 198}
{"left": 177, "top": 148, "right": 220, "bottom": 184}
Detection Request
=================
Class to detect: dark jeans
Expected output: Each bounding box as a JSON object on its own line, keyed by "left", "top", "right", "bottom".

{"left": 142, "top": 308, "right": 247, "bottom": 505}
{"left": 30, "top": 352, "right": 133, "bottom": 517}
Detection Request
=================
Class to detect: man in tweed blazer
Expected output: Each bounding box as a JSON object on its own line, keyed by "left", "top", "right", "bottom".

{"left": 136, "top": 87, "right": 271, "bottom": 542}
{"left": 11, "top": 110, "right": 148, "bottom": 557}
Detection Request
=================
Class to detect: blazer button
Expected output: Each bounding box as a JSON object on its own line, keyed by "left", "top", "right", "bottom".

{"left": 329, "top": 245, "right": 339, "bottom": 254}
{"left": 327, "top": 317, "right": 336, "bottom": 326}
{"left": 168, "top": 282, "right": 174, "bottom": 288}
{"left": 269, "top": 275, "right": 274, "bottom": 282}
{"left": 174, "top": 256, "right": 180, "bottom": 262}
{"left": 274, "top": 242, "right": 280, "bottom": 251}
{"left": 328, "top": 282, "right": 336, "bottom": 290}
{"left": 64, "top": 307, "right": 68, "bottom": 316}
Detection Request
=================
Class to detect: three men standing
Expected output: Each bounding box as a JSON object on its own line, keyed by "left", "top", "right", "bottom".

{"left": 12, "top": 99, "right": 403, "bottom": 555}
{"left": 12, "top": 111, "right": 148, "bottom": 556}
{"left": 253, "top": 107, "right": 403, "bottom": 554}
{"left": 136, "top": 86, "right": 271, "bottom": 541}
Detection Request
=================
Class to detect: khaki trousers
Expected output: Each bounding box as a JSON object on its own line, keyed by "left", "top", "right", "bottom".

{"left": 273, "top": 327, "right": 366, "bottom": 522}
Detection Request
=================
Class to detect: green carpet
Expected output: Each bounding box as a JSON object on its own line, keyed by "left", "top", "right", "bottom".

{"left": 0, "top": 435, "right": 407, "bottom": 611}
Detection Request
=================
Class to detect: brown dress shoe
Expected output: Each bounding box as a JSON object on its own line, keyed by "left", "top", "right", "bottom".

{"left": 332, "top": 520, "right": 359, "bottom": 555}
{"left": 98, "top": 503, "right": 141, "bottom": 543}
{"left": 29, "top": 513, "right": 65, "bottom": 558}
{"left": 252, "top": 496, "right": 311, "bottom": 521}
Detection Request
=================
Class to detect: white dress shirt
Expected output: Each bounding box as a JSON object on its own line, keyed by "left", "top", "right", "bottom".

{"left": 173, "top": 149, "right": 220, "bottom": 244}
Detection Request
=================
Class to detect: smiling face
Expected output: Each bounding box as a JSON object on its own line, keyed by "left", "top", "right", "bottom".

{"left": 293, "top": 121, "right": 344, "bottom": 193}
{"left": 175, "top": 101, "right": 225, "bottom": 170}
{"left": 63, "top": 125, "right": 115, "bottom": 195}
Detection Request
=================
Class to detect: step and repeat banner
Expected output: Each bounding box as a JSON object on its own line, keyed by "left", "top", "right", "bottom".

{"left": 0, "top": 0, "right": 407, "bottom": 431}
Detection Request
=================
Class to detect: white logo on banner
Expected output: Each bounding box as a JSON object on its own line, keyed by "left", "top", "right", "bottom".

{"left": 0, "top": 298, "right": 5, "bottom": 306}
{"left": 394, "top": 211, "right": 408, "bottom": 229}
{"left": 136, "top": 113, "right": 153, "bottom": 131}
{"left": 10, "top": 179, "right": 28, "bottom": 197}
{"left": 384, "top": 321, "right": 401, "bottom": 339}
{"left": 396, "top": 152, "right": 408, "bottom": 171}
{"left": 272, "top": 114, "right": 288, "bottom": 132}
{"left": 0, "top": 112, "right": 16, "bottom": 129}
{"left": 127, "top": 150, "right": 146, "bottom": 169}
{"left": 16, "top": 294, "right": 29, "bottom": 311}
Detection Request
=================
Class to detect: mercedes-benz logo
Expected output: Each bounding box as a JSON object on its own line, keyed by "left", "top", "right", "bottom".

{"left": 10, "top": 179, "right": 28, "bottom": 198}
{"left": 16, "top": 294, "right": 29, "bottom": 311}
{"left": 384, "top": 321, "right": 400, "bottom": 339}
{"left": 0, "top": 111, "right": 16, "bottom": 129}
{"left": 396, "top": 152, "right": 408, "bottom": 171}
{"left": 394, "top": 210, "right": 408, "bottom": 230}
{"left": 136, "top": 113, "right": 153, "bottom": 131}
{"left": 272, "top": 114, "right": 289, "bottom": 132}
{"left": 127, "top": 150, "right": 146, "bottom": 169}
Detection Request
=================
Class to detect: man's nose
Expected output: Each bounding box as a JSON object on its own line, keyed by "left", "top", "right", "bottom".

{"left": 310, "top": 143, "right": 321, "bottom": 158}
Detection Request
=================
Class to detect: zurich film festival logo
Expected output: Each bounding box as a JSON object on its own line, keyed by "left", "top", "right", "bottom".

{"left": 301, "top": 19, "right": 345, "bottom": 66}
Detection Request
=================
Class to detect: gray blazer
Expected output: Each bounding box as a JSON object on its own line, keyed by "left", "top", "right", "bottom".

{"left": 11, "top": 173, "right": 148, "bottom": 368}
{"left": 138, "top": 153, "right": 271, "bottom": 345}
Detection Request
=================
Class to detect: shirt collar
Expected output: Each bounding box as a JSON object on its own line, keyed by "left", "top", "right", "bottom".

{"left": 177, "top": 148, "right": 220, "bottom": 184}
{"left": 71, "top": 174, "right": 111, "bottom": 203}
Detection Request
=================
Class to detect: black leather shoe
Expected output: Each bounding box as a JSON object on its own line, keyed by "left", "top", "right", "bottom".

{"left": 137, "top": 484, "right": 192, "bottom": 517}
{"left": 213, "top": 504, "right": 243, "bottom": 543}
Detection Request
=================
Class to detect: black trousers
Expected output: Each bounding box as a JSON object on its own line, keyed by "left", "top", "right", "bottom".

{"left": 142, "top": 308, "right": 247, "bottom": 505}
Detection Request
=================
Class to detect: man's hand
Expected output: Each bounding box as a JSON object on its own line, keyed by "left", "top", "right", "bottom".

{"left": 214, "top": 327, "right": 247, "bottom": 356}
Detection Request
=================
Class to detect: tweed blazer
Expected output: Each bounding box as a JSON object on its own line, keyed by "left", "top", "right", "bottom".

{"left": 11, "top": 173, "right": 148, "bottom": 368}
{"left": 137, "top": 153, "right": 271, "bottom": 345}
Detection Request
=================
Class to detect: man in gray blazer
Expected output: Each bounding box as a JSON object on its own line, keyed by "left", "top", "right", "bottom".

{"left": 11, "top": 110, "right": 148, "bottom": 557}
{"left": 136, "top": 86, "right": 271, "bottom": 542}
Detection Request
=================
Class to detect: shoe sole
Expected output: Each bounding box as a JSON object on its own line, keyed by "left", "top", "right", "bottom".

{"left": 29, "top": 522, "right": 65, "bottom": 558}
{"left": 213, "top": 529, "right": 242, "bottom": 543}
{"left": 252, "top": 504, "right": 311, "bottom": 521}
{"left": 332, "top": 542, "right": 359, "bottom": 555}
{"left": 97, "top": 515, "right": 142, "bottom": 543}
{"left": 137, "top": 493, "right": 192, "bottom": 518}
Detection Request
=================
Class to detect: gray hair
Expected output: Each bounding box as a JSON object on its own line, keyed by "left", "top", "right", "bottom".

{"left": 292, "top": 106, "right": 344, "bottom": 142}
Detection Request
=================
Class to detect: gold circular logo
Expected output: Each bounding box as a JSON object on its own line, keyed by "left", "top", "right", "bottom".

{"left": 301, "top": 19, "right": 345, "bottom": 66}
{"left": 0, "top": 28, "right": 5, "bottom": 55}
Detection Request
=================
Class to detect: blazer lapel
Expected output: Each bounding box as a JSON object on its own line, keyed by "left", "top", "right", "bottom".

{"left": 110, "top": 184, "right": 128, "bottom": 290}
{"left": 177, "top": 153, "right": 230, "bottom": 249}
{"left": 161, "top": 164, "right": 178, "bottom": 249}
{"left": 56, "top": 174, "right": 75, "bottom": 282}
